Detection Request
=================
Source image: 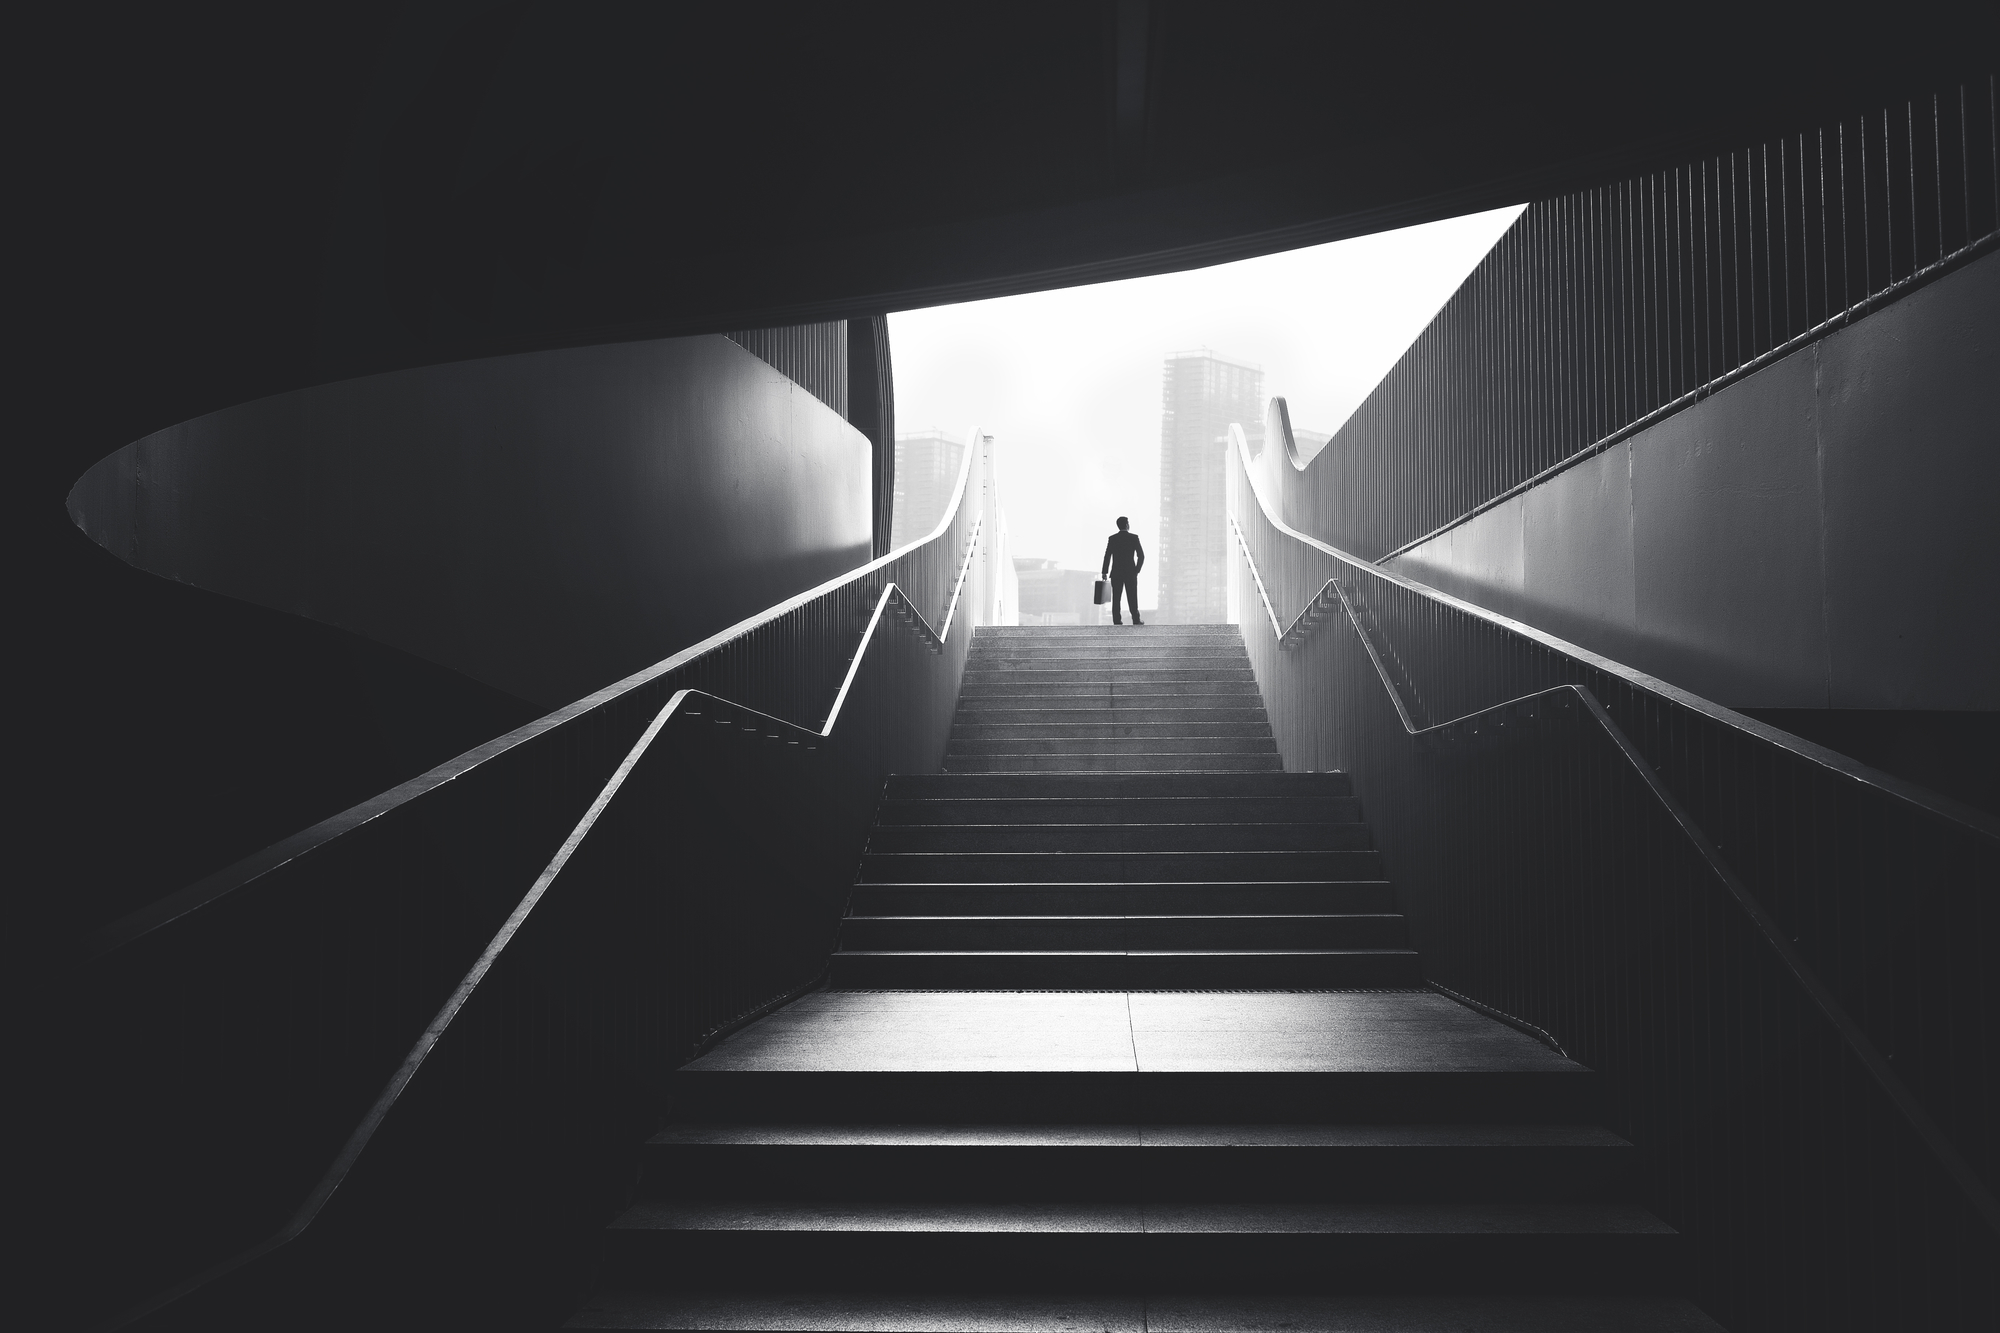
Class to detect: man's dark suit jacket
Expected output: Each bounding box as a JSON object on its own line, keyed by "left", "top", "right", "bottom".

{"left": 1102, "top": 530, "right": 1144, "bottom": 577}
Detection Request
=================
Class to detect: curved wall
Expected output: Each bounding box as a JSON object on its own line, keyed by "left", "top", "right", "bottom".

{"left": 1282, "top": 85, "right": 1999, "bottom": 563}
{"left": 1380, "top": 249, "right": 2000, "bottom": 712}
{"left": 69, "top": 334, "right": 872, "bottom": 708}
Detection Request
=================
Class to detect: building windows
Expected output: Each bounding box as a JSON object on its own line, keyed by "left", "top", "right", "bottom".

{"left": 1157, "top": 351, "right": 1261, "bottom": 623}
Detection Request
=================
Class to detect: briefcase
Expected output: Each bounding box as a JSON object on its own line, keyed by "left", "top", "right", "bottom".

{"left": 1092, "top": 579, "right": 1109, "bottom": 605}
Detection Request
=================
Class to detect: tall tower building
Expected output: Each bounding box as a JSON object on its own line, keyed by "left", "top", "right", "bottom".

{"left": 1157, "top": 350, "right": 1263, "bottom": 623}
{"left": 890, "top": 430, "right": 965, "bottom": 548}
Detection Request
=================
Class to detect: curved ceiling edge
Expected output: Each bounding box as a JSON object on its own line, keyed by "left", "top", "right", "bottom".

{"left": 67, "top": 334, "right": 873, "bottom": 709}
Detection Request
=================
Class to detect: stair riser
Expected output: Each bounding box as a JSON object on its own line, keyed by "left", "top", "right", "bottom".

{"left": 641, "top": 1145, "right": 1635, "bottom": 1202}
{"left": 886, "top": 773, "right": 1353, "bottom": 799}
{"left": 948, "top": 737, "right": 1278, "bottom": 757}
{"left": 962, "top": 671, "right": 1257, "bottom": 685}
{"left": 967, "top": 650, "right": 1251, "bottom": 664}
{"left": 956, "top": 699, "right": 1266, "bottom": 712}
{"left": 847, "top": 884, "right": 1399, "bottom": 915}
{"left": 827, "top": 950, "right": 1422, "bottom": 989}
{"left": 567, "top": 1294, "right": 1725, "bottom": 1333}
{"left": 875, "top": 797, "right": 1362, "bottom": 825}
{"left": 672, "top": 1070, "right": 1599, "bottom": 1126}
{"left": 859, "top": 851, "right": 1382, "bottom": 883}
{"left": 971, "top": 645, "right": 1244, "bottom": 651}
{"left": 866, "top": 826, "right": 1372, "bottom": 852}
{"left": 953, "top": 706, "right": 1271, "bottom": 721}
{"left": 964, "top": 664, "right": 1254, "bottom": 677}
{"left": 952, "top": 703, "right": 1266, "bottom": 717}
{"left": 942, "top": 754, "right": 1285, "bottom": 773}
{"left": 975, "top": 628, "right": 1242, "bottom": 638}
{"left": 964, "top": 666, "right": 1254, "bottom": 679}
{"left": 600, "top": 1231, "right": 1676, "bottom": 1294}
{"left": 957, "top": 684, "right": 1262, "bottom": 700}
{"left": 950, "top": 723, "right": 1273, "bottom": 739}
{"left": 836, "top": 917, "right": 1409, "bottom": 951}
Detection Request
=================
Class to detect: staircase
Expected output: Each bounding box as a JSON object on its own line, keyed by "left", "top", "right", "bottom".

{"left": 942, "top": 624, "right": 1280, "bottom": 773}
{"left": 839, "top": 625, "right": 1419, "bottom": 989}
{"left": 569, "top": 626, "right": 1717, "bottom": 1333}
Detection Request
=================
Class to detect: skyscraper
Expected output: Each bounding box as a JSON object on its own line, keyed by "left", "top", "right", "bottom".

{"left": 890, "top": 430, "right": 965, "bottom": 548}
{"left": 1157, "top": 350, "right": 1263, "bottom": 623}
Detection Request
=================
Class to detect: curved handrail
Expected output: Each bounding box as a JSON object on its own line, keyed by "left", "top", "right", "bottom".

{"left": 824, "top": 520, "right": 981, "bottom": 731}
{"left": 1228, "top": 442, "right": 2000, "bottom": 1241}
{"left": 85, "top": 417, "right": 998, "bottom": 1325}
{"left": 1270, "top": 395, "right": 1315, "bottom": 472}
{"left": 89, "top": 425, "right": 987, "bottom": 960}
{"left": 94, "top": 489, "right": 993, "bottom": 1328}
{"left": 1231, "top": 425, "right": 2000, "bottom": 841}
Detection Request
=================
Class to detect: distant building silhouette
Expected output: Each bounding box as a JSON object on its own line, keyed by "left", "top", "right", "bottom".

{"left": 1157, "top": 351, "right": 1262, "bottom": 623}
{"left": 1014, "top": 558, "right": 1106, "bottom": 625}
{"left": 890, "top": 430, "right": 965, "bottom": 548}
{"left": 1291, "top": 426, "right": 1331, "bottom": 465}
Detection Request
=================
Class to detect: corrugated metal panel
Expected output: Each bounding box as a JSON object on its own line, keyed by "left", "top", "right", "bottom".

{"left": 725, "top": 321, "right": 849, "bottom": 420}
{"left": 847, "top": 316, "right": 895, "bottom": 555}
{"left": 730, "top": 317, "right": 898, "bottom": 555}
{"left": 1298, "top": 78, "right": 2000, "bottom": 561}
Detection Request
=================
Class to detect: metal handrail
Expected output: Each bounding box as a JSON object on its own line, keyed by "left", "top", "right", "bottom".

{"left": 93, "top": 553, "right": 984, "bottom": 1329}
{"left": 1231, "top": 426, "right": 2000, "bottom": 841}
{"left": 86, "top": 426, "right": 998, "bottom": 1328}
{"left": 90, "top": 422, "right": 987, "bottom": 960}
{"left": 1229, "top": 436, "right": 2000, "bottom": 1240}
{"left": 822, "top": 522, "right": 979, "bottom": 733}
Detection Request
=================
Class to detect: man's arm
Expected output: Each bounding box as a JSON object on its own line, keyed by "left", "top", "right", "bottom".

{"left": 1133, "top": 536, "right": 1145, "bottom": 574}
{"left": 1102, "top": 538, "right": 1114, "bottom": 580}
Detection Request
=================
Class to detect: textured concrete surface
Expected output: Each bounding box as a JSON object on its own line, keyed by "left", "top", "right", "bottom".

{"left": 685, "top": 992, "right": 1573, "bottom": 1075}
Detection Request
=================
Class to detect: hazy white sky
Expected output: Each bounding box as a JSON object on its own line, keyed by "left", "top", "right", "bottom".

{"left": 888, "top": 204, "right": 1525, "bottom": 572}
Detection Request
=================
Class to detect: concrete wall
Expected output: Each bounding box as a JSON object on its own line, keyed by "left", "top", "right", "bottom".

{"left": 69, "top": 334, "right": 873, "bottom": 709}
{"left": 1385, "top": 249, "right": 2000, "bottom": 710}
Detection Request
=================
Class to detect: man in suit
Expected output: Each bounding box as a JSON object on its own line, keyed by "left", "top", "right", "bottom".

{"left": 1101, "top": 516, "right": 1145, "bottom": 626}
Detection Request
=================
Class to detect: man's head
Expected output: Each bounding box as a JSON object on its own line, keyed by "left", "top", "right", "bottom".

{"left": 1116, "top": 516, "right": 1129, "bottom": 531}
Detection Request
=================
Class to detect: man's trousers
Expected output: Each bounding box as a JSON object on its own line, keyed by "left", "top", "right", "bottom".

{"left": 1109, "top": 570, "right": 1140, "bottom": 623}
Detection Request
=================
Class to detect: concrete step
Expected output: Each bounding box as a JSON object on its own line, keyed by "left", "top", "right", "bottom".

{"left": 966, "top": 652, "right": 1252, "bottom": 668}
{"left": 670, "top": 994, "right": 1595, "bottom": 1127}
{"left": 975, "top": 626, "right": 1243, "bottom": 638}
{"left": 847, "top": 882, "right": 1399, "bottom": 917}
{"left": 670, "top": 1065, "right": 1602, "bottom": 1127}
{"left": 963, "top": 662, "right": 1255, "bottom": 678}
{"left": 886, "top": 773, "right": 1352, "bottom": 799}
{"left": 569, "top": 1292, "right": 1726, "bottom": 1332}
{"left": 946, "top": 736, "right": 1278, "bottom": 757}
{"left": 858, "top": 850, "right": 1381, "bottom": 884}
{"left": 955, "top": 695, "right": 1263, "bottom": 712}
{"left": 962, "top": 668, "right": 1257, "bottom": 684}
{"left": 941, "top": 753, "right": 1285, "bottom": 773}
{"left": 599, "top": 1198, "right": 1676, "bottom": 1293}
{"left": 837, "top": 914, "right": 1409, "bottom": 952}
{"left": 969, "top": 640, "right": 1250, "bottom": 653}
{"left": 875, "top": 796, "right": 1361, "bottom": 825}
{"left": 949, "top": 707, "right": 1273, "bottom": 726}
{"left": 827, "top": 949, "right": 1424, "bottom": 989}
{"left": 949, "top": 721, "right": 1272, "bottom": 739}
{"left": 865, "top": 823, "right": 1372, "bottom": 853}
{"left": 639, "top": 1122, "right": 1636, "bottom": 1202}
{"left": 956, "top": 682, "right": 1262, "bottom": 700}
